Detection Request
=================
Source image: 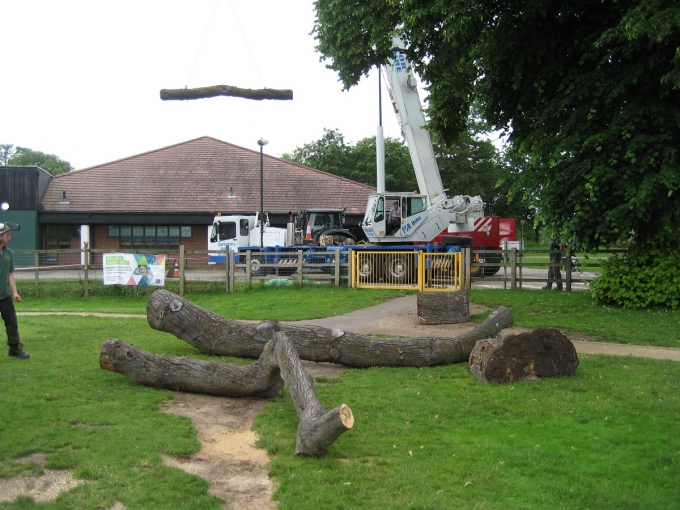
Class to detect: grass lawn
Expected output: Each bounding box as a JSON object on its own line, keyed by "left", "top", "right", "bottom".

{"left": 1, "top": 286, "right": 678, "bottom": 509}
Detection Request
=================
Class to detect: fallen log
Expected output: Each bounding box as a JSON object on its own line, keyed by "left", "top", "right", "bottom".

{"left": 258, "top": 326, "right": 354, "bottom": 456}
{"left": 468, "top": 328, "right": 579, "bottom": 383}
{"left": 99, "top": 338, "right": 284, "bottom": 398}
{"left": 160, "top": 85, "right": 293, "bottom": 101}
{"left": 146, "top": 289, "right": 514, "bottom": 367}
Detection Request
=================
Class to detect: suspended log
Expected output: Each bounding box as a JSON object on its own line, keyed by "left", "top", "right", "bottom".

{"left": 468, "top": 328, "right": 579, "bottom": 383}
{"left": 160, "top": 85, "right": 293, "bottom": 101}
{"left": 257, "top": 325, "right": 354, "bottom": 456}
{"left": 417, "top": 291, "right": 470, "bottom": 325}
{"left": 146, "top": 289, "right": 514, "bottom": 367}
{"left": 99, "top": 338, "right": 284, "bottom": 398}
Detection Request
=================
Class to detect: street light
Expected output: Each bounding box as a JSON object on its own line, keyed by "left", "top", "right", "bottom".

{"left": 257, "top": 138, "right": 269, "bottom": 249}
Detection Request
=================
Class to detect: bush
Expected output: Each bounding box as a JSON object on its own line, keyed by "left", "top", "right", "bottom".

{"left": 591, "top": 247, "right": 680, "bottom": 310}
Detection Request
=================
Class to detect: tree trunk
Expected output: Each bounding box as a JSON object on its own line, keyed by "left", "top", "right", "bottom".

{"left": 468, "top": 328, "right": 579, "bottom": 383}
{"left": 417, "top": 291, "right": 470, "bottom": 324}
{"left": 146, "top": 289, "right": 514, "bottom": 367}
{"left": 99, "top": 338, "right": 284, "bottom": 398}
{"left": 258, "top": 326, "right": 354, "bottom": 456}
{"left": 160, "top": 85, "right": 293, "bottom": 101}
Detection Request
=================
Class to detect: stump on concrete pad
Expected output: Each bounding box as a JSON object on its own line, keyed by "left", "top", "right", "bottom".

{"left": 469, "top": 328, "right": 579, "bottom": 383}
{"left": 417, "top": 291, "right": 470, "bottom": 325}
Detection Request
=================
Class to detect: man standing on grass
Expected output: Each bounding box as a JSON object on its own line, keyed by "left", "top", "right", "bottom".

{"left": 0, "top": 222, "right": 29, "bottom": 359}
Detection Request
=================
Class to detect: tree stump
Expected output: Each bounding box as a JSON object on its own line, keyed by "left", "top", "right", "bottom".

{"left": 417, "top": 292, "right": 470, "bottom": 324}
{"left": 99, "top": 338, "right": 284, "bottom": 398}
{"left": 146, "top": 289, "right": 514, "bottom": 367}
{"left": 469, "top": 328, "right": 579, "bottom": 383}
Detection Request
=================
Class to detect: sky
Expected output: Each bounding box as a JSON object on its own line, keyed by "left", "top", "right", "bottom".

{"left": 0, "top": 0, "right": 404, "bottom": 170}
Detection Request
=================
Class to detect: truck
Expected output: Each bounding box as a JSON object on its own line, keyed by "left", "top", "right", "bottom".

{"left": 207, "top": 37, "right": 516, "bottom": 279}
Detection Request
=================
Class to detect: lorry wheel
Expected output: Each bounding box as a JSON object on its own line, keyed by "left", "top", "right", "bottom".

{"left": 384, "top": 254, "right": 413, "bottom": 283}
{"left": 483, "top": 253, "right": 502, "bottom": 276}
{"left": 442, "top": 236, "right": 473, "bottom": 246}
{"left": 250, "top": 258, "right": 262, "bottom": 276}
{"left": 358, "top": 254, "right": 378, "bottom": 281}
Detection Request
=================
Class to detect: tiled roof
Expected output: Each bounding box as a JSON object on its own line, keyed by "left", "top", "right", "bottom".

{"left": 40, "top": 136, "right": 375, "bottom": 214}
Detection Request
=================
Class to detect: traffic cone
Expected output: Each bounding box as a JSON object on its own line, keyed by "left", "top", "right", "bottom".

{"left": 305, "top": 221, "right": 313, "bottom": 241}
{"left": 166, "top": 258, "right": 180, "bottom": 278}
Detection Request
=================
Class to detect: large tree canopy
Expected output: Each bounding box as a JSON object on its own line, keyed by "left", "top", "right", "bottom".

{"left": 313, "top": 0, "right": 679, "bottom": 249}
{"left": 314, "top": 0, "right": 680, "bottom": 308}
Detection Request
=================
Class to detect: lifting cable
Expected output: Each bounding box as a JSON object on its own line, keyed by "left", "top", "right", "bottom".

{"left": 185, "top": 0, "right": 266, "bottom": 89}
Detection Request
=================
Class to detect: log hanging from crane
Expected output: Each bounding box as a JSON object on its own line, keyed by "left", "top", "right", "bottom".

{"left": 146, "top": 289, "right": 514, "bottom": 367}
{"left": 160, "top": 85, "right": 293, "bottom": 101}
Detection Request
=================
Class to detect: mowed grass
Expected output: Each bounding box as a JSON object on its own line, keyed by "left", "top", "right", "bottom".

{"left": 1, "top": 286, "right": 678, "bottom": 509}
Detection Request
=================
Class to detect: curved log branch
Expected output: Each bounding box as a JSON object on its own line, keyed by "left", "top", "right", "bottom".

{"left": 160, "top": 85, "right": 293, "bottom": 101}
{"left": 146, "top": 289, "right": 514, "bottom": 367}
{"left": 99, "top": 338, "right": 284, "bottom": 398}
{"left": 260, "top": 328, "right": 354, "bottom": 456}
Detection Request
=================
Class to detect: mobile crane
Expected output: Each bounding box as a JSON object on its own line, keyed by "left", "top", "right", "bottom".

{"left": 360, "top": 37, "right": 515, "bottom": 274}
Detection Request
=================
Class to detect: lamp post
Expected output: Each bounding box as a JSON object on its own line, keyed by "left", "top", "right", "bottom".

{"left": 257, "top": 138, "right": 269, "bottom": 249}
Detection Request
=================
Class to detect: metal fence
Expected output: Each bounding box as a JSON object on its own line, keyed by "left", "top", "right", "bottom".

{"left": 12, "top": 246, "right": 621, "bottom": 297}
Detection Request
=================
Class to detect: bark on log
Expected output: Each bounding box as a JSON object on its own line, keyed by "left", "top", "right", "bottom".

{"left": 468, "top": 328, "right": 579, "bottom": 383}
{"left": 417, "top": 291, "right": 470, "bottom": 325}
{"left": 257, "top": 325, "right": 354, "bottom": 456}
{"left": 99, "top": 338, "right": 284, "bottom": 398}
{"left": 160, "top": 85, "right": 293, "bottom": 101}
{"left": 146, "top": 289, "right": 514, "bottom": 367}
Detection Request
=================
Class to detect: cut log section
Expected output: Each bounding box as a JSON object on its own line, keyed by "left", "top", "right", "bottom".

{"left": 257, "top": 325, "right": 354, "bottom": 456}
{"left": 468, "top": 328, "right": 579, "bottom": 383}
{"left": 160, "top": 85, "right": 293, "bottom": 101}
{"left": 146, "top": 289, "right": 514, "bottom": 367}
{"left": 417, "top": 291, "right": 471, "bottom": 325}
{"left": 99, "top": 338, "right": 284, "bottom": 398}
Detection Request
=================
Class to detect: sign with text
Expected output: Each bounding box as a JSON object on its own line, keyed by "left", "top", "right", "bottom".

{"left": 103, "top": 253, "right": 166, "bottom": 286}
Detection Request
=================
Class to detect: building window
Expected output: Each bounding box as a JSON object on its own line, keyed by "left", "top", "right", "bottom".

{"left": 108, "top": 225, "right": 192, "bottom": 250}
{"left": 45, "top": 225, "right": 78, "bottom": 249}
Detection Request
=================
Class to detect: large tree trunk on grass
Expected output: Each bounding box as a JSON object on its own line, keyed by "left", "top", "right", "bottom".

{"left": 257, "top": 324, "right": 354, "bottom": 456}
{"left": 99, "top": 338, "right": 284, "bottom": 398}
{"left": 146, "top": 289, "right": 514, "bottom": 367}
{"left": 469, "top": 328, "right": 579, "bottom": 383}
{"left": 160, "top": 85, "right": 293, "bottom": 101}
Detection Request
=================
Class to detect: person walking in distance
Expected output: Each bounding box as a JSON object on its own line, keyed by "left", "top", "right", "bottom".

{"left": 542, "top": 241, "right": 564, "bottom": 291}
{"left": 0, "top": 222, "right": 29, "bottom": 359}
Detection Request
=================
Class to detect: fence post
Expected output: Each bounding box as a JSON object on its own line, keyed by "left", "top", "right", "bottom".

{"left": 179, "top": 245, "right": 185, "bottom": 297}
{"left": 83, "top": 242, "right": 89, "bottom": 298}
{"left": 464, "top": 247, "right": 472, "bottom": 290}
{"left": 297, "top": 249, "right": 303, "bottom": 287}
{"left": 349, "top": 249, "right": 355, "bottom": 288}
{"left": 565, "top": 252, "right": 572, "bottom": 292}
{"left": 510, "top": 248, "right": 517, "bottom": 290}
{"left": 34, "top": 251, "right": 40, "bottom": 298}
{"left": 245, "top": 250, "right": 252, "bottom": 288}
{"left": 334, "top": 248, "right": 340, "bottom": 286}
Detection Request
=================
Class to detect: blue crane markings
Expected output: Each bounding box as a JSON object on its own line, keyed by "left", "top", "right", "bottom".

{"left": 401, "top": 215, "right": 422, "bottom": 235}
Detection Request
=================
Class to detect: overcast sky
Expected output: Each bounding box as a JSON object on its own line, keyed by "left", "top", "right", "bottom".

{"left": 1, "top": 0, "right": 404, "bottom": 170}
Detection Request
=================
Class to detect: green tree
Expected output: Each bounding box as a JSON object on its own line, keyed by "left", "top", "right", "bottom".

{"left": 5, "top": 146, "right": 73, "bottom": 175}
{"left": 0, "top": 144, "right": 16, "bottom": 165}
{"left": 314, "top": 0, "right": 680, "bottom": 308}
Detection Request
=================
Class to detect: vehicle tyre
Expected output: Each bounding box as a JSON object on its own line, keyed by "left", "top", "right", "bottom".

{"left": 358, "top": 254, "right": 378, "bottom": 281}
{"left": 384, "top": 254, "right": 413, "bottom": 283}
{"left": 442, "top": 236, "right": 473, "bottom": 246}
{"left": 250, "top": 258, "right": 262, "bottom": 276}
{"left": 483, "top": 253, "right": 502, "bottom": 276}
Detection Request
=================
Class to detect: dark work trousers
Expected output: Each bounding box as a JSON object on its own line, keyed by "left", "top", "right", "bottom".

{"left": 547, "top": 262, "right": 562, "bottom": 287}
{"left": 0, "top": 296, "right": 20, "bottom": 346}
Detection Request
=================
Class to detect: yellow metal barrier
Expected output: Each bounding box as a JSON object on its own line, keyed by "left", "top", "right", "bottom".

{"left": 351, "top": 250, "right": 463, "bottom": 291}
{"left": 419, "top": 251, "right": 463, "bottom": 292}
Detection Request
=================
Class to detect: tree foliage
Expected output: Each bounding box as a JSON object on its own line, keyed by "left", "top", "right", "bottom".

{"left": 314, "top": 0, "right": 680, "bottom": 308}
{"left": 1, "top": 144, "right": 73, "bottom": 175}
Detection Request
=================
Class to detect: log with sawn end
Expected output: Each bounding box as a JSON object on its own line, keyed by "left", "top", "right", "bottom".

{"left": 146, "top": 289, "right": 514, "bottom": 367}
{"left": 99, "top": 338, "right": 284, "bottom": 398}
{"left": 160, "top": 85, "right": 293, "bottom": 101}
